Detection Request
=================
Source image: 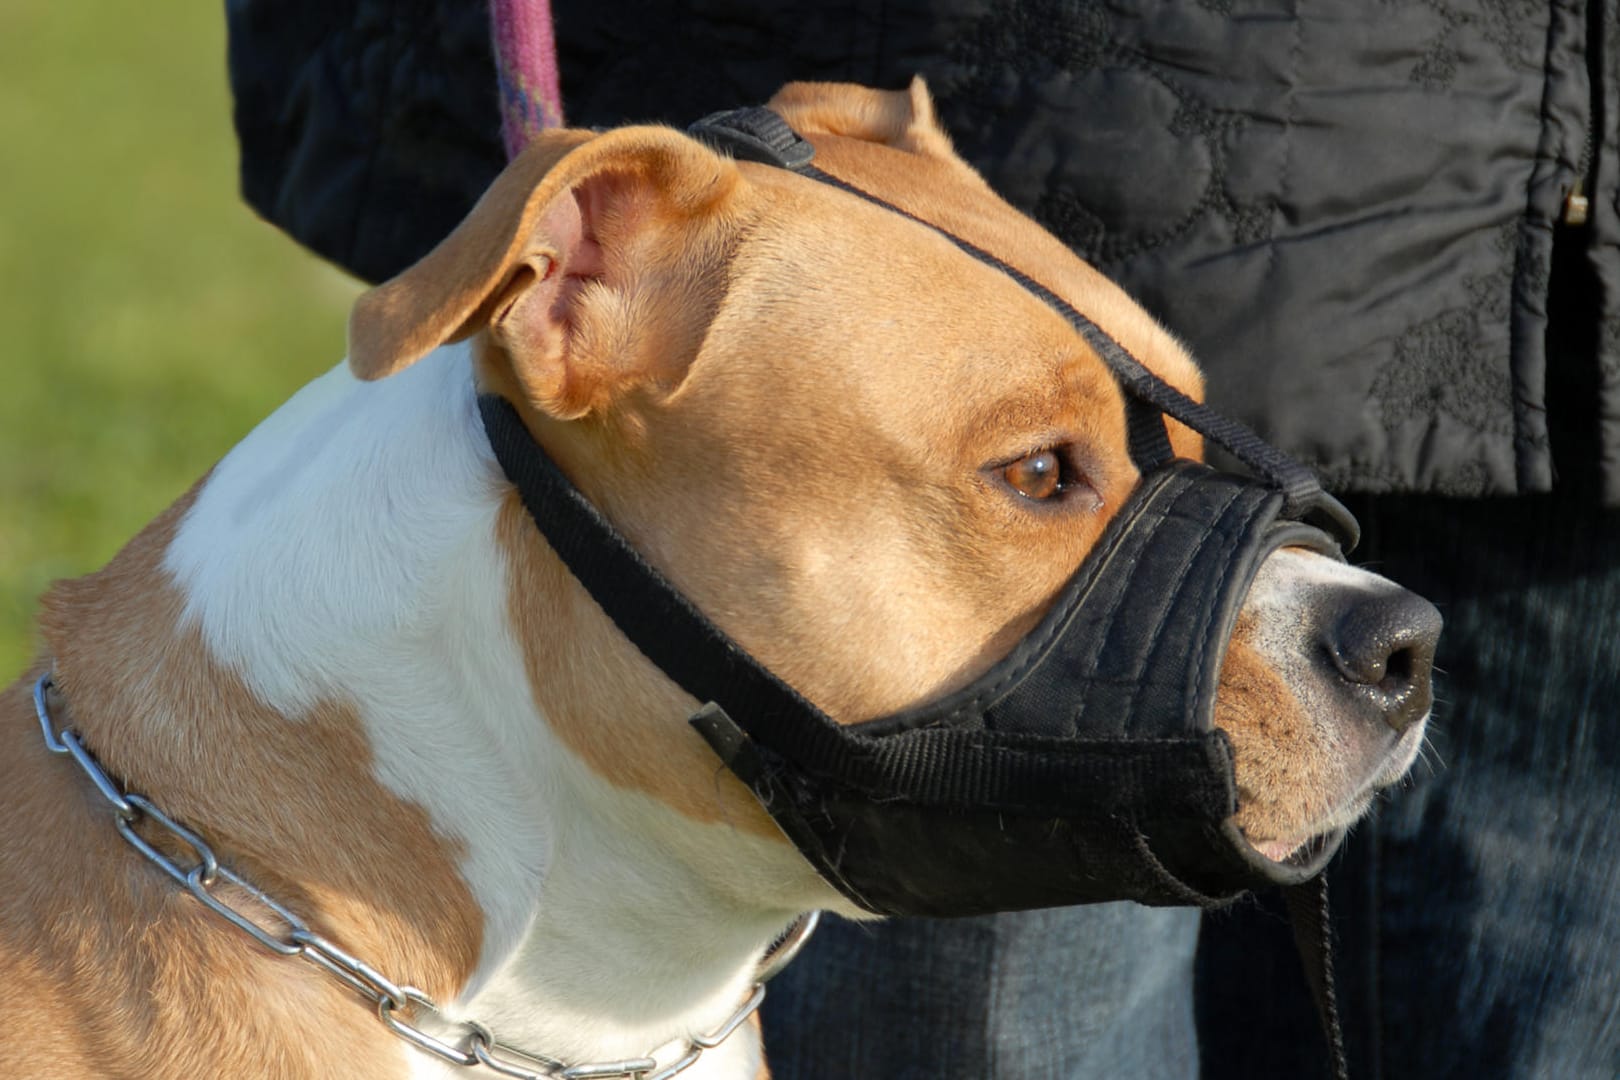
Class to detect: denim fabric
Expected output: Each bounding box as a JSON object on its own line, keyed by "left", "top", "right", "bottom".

{"left": 762, "top": 904, "right": 1200, "bottom": 1079}
{"left": 1196, "top": 486, "right": 1620, "bottom": 1080}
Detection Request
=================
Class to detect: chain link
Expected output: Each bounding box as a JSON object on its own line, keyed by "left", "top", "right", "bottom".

{"left": 33, "top": 674, "right": 817, "bottom": 1078}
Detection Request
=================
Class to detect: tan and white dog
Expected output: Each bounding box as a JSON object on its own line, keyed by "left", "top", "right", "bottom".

{"left": 0, "top": 81, "right": 1436, "bottom": 1077}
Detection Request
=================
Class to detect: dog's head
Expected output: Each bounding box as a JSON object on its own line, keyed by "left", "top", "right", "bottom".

{"left": 348, "top": 80, "right": 1436, "bottom": 885}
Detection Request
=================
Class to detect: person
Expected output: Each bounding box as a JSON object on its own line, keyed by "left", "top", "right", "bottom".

{"left": 227, "top": 1, "right": 1620, "bottom": 1076}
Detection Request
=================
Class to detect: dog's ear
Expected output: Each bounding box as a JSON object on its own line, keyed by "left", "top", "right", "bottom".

{"left": 348, "top": 127, "right": 744, "bottom": 417}
{"left": 767, "top": 76, "right": 956, "bottom": 160}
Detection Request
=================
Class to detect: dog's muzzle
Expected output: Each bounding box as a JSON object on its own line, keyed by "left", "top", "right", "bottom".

{"left": 480, "top": 107, "right": 1366, "bottom": 917}
{"left": 694, "top": 464, "right": 1350, "bottom": 915}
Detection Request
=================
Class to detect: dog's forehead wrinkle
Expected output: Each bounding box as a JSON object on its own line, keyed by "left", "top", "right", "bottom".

{"left": 720, "top": 270, "right": 1086, "bottom": 445}
{"left": 724, "top": 187, "right": 1190, "bottom": 477}
{"left": 738, "top": 180, "right": 1048, "bottom": 316}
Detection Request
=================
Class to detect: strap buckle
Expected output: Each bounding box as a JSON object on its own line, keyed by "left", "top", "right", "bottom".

{"left": 688, "top": 107, "right": 815, "bottom": 170}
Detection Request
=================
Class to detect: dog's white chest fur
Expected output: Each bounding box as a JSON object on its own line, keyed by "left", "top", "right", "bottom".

{"left": 162, "top": 345, "right": 804, "bottom": 1072}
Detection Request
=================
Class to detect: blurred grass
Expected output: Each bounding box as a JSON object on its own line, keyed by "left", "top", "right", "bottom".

{"left": 0, "top": 2, "right": 361, "bottom": 673}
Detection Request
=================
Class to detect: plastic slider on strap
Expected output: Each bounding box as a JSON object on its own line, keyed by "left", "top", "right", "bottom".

{"left": 688, "top": 107, "right": 815, "bottom": 170}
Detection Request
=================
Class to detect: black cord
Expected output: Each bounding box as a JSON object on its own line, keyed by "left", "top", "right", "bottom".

{"left": 1284, "top": 874, "right": 1350, "bottom": 1080}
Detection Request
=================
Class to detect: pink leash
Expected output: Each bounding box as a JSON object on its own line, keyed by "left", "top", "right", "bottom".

{"left": 490, "top": 0, "right": 565, "bottom": 159}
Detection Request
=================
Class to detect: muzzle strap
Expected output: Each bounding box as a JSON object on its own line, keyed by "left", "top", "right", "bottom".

{"left": 479, "top": 394, "right": 1233, "bottom": 822}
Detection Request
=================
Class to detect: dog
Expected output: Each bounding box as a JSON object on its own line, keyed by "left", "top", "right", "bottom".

{"left": 0, "top": 80, "right": 1437, "bottom": 1077}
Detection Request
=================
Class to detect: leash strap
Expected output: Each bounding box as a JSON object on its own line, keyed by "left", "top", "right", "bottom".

{"left": 489, "top": 0, "right": 564, "bottom": 159}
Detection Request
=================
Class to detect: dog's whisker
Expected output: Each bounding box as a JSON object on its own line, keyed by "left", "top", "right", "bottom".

{"left": 1415, "top": 737, "right": 1446, "bottom": 774}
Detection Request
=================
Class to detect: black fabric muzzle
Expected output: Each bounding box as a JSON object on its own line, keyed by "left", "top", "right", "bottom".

{"left": 479, "top": 107, "right": 1362, "bottom": 917}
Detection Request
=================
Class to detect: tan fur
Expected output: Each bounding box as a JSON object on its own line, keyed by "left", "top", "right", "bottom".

{"left": 767, "top": 80, "right": 1207, "bottom": 463}
{"left": 493, "top": 491, "right": 780, "bottom": 838}
{"left": 350, "top": 125, "right": 742, "bottom": 419}
{"left": 1217, "top": 628, "right": 1338, "bottom": 845}
{"left": 769, "top": 76, "right": 961, "bottom": 162}
{"left": 348, "top": 128, "right": 598, "bottom": 380}
{"left": 0, "top": 487, "right": 480, "bottom": 1075}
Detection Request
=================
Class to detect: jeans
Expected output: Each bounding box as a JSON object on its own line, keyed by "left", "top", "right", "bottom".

{"left": 1197, "top": 488, "right": 1620, "bottom": 1079}
{"left": 762, "top": 904, "right": 1201, "bottom": 1079}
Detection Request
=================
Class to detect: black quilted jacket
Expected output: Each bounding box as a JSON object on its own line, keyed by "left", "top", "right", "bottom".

{"left": 228, "top": 0, "right": 1620, "bottom": 503}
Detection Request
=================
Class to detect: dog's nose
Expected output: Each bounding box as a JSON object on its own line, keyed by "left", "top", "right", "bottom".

{"left": 1327, "top": 589, "right": 1442, "bottom": 733}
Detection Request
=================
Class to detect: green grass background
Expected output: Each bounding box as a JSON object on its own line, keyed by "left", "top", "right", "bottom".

{"left": 0, "top": 2, "right": 362, "bottom": 673}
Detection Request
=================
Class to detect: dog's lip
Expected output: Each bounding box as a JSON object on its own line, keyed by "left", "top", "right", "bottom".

{"left": 1248, "top": 835, "right": 1310, "bottom": 862}
{"left": 1241, "top": 725, "right": 1429, "bottom": 866}
{"left": 1244, "top": 829, "right": 1338, "bottom": 867}
{"left": 1235, "top": 809, "right": 1339, "bottom": 866}
{"left": 1242, "top": 784, "right": 1383, "bottom": 866}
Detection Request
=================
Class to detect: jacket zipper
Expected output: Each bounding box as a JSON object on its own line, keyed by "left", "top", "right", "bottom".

{"left": 1563, "top": 3, "right": 1602, "bottom": 227}
{"left": 1564, "top": 126, "right": 1593, "bottom": 226}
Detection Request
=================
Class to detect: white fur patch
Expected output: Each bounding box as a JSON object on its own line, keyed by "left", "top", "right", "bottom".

{"left": 164, "top": 347, "right": 547, "bottom": 969}
{"left": 163, "top": 345, "right": 826, "bottom": 1070}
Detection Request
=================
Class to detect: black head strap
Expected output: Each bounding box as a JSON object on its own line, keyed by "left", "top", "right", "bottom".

{"left": 689, "top": 106, "right": 815, "bottom": 169}
{"left": 689, "top": 107, "right": 1358, "bottom": 548}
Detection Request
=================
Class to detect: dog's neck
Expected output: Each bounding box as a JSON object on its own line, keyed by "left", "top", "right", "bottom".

{"left": 45, "top": 345, "right": 810, "bottom": 1075}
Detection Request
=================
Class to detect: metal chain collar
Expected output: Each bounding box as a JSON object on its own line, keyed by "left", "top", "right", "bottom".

{"left": 31, "top": 673, "right": 819, "bottom": 1080}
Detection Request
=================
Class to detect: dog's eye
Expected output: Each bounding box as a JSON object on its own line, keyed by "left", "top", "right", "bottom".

{"left": 1002, "top": 449, "right": 1064, "bottom": 501}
